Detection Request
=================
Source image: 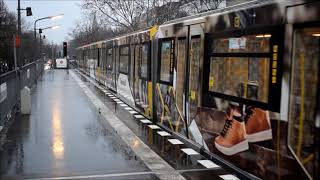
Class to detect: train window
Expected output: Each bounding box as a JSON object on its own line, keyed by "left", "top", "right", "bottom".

{"left": 106, "top": 48, "right": 113, "bottom": 70}
{"left": 288, "top": 27, "right": 320, "bottom": 177}
{"left": 119, "top": 46, "right": 129, "bottom": 74}
{"left": 159, "top": 39, "right": 174, "bottom": 83}
{"left": 210, "top": 34, "right": 270, "bottom": 53}
{"left": 208, "top": 57, "right": 270, "bottom": 103}
{"left": 140, "top": 43, "right": 149, "bottom": 79}
{"left": 176, "top": 38, "right": 186, "bottom": 112}
{"left": 189, "top": 37, "right": 201, "bottom": 104}
{"left": 205, "top": 29, "right": 283, "bottom": 110}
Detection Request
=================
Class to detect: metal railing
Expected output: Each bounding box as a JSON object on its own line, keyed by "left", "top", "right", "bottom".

{"left": 0, "top": 60, "right": 44, "bottom": 133}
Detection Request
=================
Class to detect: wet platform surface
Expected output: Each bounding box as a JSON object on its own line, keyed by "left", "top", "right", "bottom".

{"left": 0, "top": 69, "right": 150, "bottom": 179}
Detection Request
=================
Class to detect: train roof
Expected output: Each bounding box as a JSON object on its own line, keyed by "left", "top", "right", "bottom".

{"left": 77, "top": 26, "right": 151, "bottom": 49}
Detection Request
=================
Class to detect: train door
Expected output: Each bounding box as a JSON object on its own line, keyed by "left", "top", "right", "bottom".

{"left": 185, "top": 24, "right": 205, "bottom": 140}
{"left": 101, "top": 47, "right": 106, "bottom": 85}
{"left": 106, "top": 47, "right": 116, "bottom": 91}
{"left": 174, "top": 36, "right": 187, "bottom": 133}
{"left": 288, "top": 25, "right": 320, "bottom": 180}
{"left": 97, "top": 48, "right": 101, "bottom": 82}
{"left": 89, "top": 48, "right": 95, "bottom": 78}
{"left": 133, "top": 42, "right": 151, "bottom": 117}
{"left": 117, "top": 45, "right": 134, "bottom": 103}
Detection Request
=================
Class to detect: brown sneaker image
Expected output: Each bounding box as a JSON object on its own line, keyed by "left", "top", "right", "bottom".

{"left": 215, "top": 109, "right": 249, "bottom": 156}
{"left": 244, "top": 107, "right": 272, "bottom": 143}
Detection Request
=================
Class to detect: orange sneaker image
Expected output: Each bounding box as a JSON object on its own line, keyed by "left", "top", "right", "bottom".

{"left": 244, "top": 107, "right": 272, "bottom": 143}
{"left": 215, "top": 109, "right": 249, "bottom": 156}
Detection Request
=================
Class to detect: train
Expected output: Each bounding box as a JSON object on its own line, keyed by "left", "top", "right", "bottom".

{"left": 76, "top": 0, "right": 320, "bottom": 179}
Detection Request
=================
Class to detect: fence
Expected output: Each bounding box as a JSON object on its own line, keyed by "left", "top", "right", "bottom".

{"left": 0, "top": 60, "right": 44, "bottom": 133}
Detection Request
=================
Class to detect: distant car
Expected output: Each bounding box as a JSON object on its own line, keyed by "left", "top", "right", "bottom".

{"left": 55, "top": 58, "right": 68, "bottom": 69}
{"left": 44, "top": 63, "right": 51, "bottom": 70}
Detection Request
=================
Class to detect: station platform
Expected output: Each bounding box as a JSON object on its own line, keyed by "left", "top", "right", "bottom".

{"left": 0, "top": 69, "right": 241, "bottom": 180}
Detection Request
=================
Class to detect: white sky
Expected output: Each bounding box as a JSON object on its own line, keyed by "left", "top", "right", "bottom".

{"left": 5, "top": 0, "right": 82, "bottom": 45}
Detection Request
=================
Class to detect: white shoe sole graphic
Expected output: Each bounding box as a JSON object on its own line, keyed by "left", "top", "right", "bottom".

{"left": 247, "top": 129, "right": 272, "bottom": 143}
{"left": 215, "top": 139, "right": 249, "bottom": 156}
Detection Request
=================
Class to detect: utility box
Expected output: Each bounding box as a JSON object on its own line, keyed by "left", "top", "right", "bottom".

{"left": 20, "top": 86, "right": 31, "bottom": 114}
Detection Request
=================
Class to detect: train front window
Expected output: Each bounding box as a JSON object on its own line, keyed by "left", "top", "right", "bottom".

{"left": 159, "top": 40, "right": 174, "bottom": 83}
{"left": 119, "top": 46, "right": 129, "bottom": 74}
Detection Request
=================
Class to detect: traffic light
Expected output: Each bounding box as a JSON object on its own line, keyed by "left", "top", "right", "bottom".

{"left": 63, "top": 42, "right": 67, "bottom": 57}
{"left": 26, "top": 7, "right": 32, "bottom": 16}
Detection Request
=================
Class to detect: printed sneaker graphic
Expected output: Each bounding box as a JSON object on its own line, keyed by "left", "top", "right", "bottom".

{"left": 214, "top": 107, "right": 249, "bottom": 156}
{"left": 244, "top": 107, "right": 272, "bottom": 143}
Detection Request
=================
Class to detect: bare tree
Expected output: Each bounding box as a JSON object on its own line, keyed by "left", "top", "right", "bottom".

{"left": 150, "top": 1, "right": 188, "bottom": 25}
{"left": 82, "top": 0, "right": 148, "bottom": 31}
{"left": 187, "top": 0, "right": 225, "bottom": 13}
{"left": 68, "top": 13, "right": 126, "bottom": 56}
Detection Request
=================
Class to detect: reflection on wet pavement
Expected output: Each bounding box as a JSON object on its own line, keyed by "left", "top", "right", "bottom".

{"left": 0, "top": 69, "right": 148, "bottom": 179}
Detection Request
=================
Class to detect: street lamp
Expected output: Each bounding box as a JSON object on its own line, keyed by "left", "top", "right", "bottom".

{"left": 37, "top": 25, "right": 61, "bottom": 58}
{"left": 33, "top": 14, "right": 63, "bottom": 39}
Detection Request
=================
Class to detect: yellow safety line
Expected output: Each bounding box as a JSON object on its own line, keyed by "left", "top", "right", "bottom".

{"left": 296, "top": 52, "right": 305, "bottom": 158}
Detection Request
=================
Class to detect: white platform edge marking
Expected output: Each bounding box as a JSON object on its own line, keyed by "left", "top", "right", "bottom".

{"left": 134, "top": 115, "right": 144, "bottom": 118}
{"left": 157, "top": 131, "right": 171, "bottom": 136}
{"left": 168, "top": 139, "right": 184, "bottom": 145}
{"left": 219, "top": 175, "right": 240, "bottom": 180}
{"left": 197, "top": 160, "right": 220, "bottom": 169}
{"left": 181, "top": 148, "right": 199, "bottom": 155}
{"left": 148, "top": 125, "right": 161, "bottom": 129}
{"left": 129, "top": 111, "right": 137, "bottom": 114}
{"left": 140, "top": 119, "right": 152, "bottom": 124}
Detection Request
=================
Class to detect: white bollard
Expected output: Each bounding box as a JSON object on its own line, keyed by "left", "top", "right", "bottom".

{"left": 20, "top": 86, "right": 31, "bottom": 114}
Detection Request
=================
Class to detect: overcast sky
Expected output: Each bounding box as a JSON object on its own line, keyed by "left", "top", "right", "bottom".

{"left": 5, "top": 0, "right": 82, "bottom": 45}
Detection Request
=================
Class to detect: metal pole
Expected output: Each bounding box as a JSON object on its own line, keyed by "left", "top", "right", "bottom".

{"left": 13, "top": 34, "right": 17, "bottom": 70}
{"left": 40, "top": 33, "right": 42, "bottom": 58}
{"left": 17, "top": 0, "right": 21, "bottom": 66}
{"left": 34, "top": 21, "right": 37, "bottom": 39}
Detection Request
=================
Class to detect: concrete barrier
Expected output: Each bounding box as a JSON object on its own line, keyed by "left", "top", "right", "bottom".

{"left": 20, "top": 86, "right": 31, "bottom": 114}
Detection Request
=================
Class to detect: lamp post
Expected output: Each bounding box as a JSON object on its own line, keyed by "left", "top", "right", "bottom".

{"left": 33, "top": 14, "right": 63, "bottom": 39}
{"left": 37, "top": 25, "right": 60, "bottom": 58}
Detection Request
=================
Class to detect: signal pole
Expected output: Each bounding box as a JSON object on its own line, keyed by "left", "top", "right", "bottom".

{"left": 17, "top": 0, "right": 21, "bottom": 66}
